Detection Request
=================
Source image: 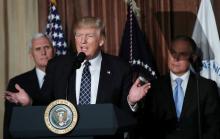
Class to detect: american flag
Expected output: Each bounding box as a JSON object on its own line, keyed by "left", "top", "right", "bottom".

{"left": 119, "top": 0, "right": 157, "bottom": 81}
{"left": 45, "top": 0, "right": 67, "bottom": 55}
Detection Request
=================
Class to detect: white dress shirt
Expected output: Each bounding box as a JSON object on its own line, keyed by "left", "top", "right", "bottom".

{"left": 75, "top": 52, "right": 102, "bottom": 104}
{"left": 35, "top": 68, "right": 46, "bottom": 89}
{"left": 170, "top": 70, "right": 190, "bottom": 96}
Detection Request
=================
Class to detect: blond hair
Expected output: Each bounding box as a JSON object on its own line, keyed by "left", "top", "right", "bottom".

{"left": 73, "top": 17, "right": 106, "bottom": 38}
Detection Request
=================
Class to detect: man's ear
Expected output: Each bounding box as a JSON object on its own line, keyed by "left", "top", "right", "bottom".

{"left": 99, "top": 39, "right": 104, "bottom": 46}
{"left": 189, "top": 53, "right": 198, "bottom": 64}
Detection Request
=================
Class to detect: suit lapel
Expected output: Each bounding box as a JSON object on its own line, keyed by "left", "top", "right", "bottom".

{"left": 58, "top": 56, "right": 77, "bottom": 104}
{"left": 26, "top": 69, "right": 41, "bottom": 103}
{"left": 31, "top": 68, "right": 41, "bottom": 92}
{"left": 96, "top": 54, "right": 111, "bottom": 103}
{"left": 163, "top": 75, "right": 178, "bottom": 118}
{"left": 65, "top": 60, "right": 77, "bottom": 104}
{"left": 68, "top": 71, "right": 77, "bottom": 104}
{"left": 180, "top": 73, "right": 196, "bottom": 120}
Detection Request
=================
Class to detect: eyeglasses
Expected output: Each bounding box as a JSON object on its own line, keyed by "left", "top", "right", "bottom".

{"left": 169, "top": 48, "right": 191, "bottom": 60}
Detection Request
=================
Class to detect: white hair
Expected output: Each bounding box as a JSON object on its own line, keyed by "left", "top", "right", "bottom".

{"left": 28, "top": 33, "right": 52, "bottom": 50}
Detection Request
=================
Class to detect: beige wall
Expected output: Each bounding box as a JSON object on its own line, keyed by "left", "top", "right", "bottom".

{"left": 0, "top": 0, "right": 6, "bottom": 137}
{"left": 0, "top": 0, "right": 38, "bottom": 138}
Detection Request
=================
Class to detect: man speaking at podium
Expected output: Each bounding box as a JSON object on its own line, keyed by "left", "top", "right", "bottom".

{"left": 5, "top": 17, "right": 150, "bottom": 139}
{"left": 39, "top": 16, "right": 149, "bottom": 109}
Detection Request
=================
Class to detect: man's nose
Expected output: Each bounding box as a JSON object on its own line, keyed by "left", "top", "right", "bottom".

{"left": 40, "top": 48, "right": 46, "bottom": 55}
{"left": 173, "top": 55, "right": 180, "bottom": 61}
{"left": 171, "top": 53, "right": 180, "bottom": 61}
{"left": 80, "top": 35, "right": 87, "bottom": 44}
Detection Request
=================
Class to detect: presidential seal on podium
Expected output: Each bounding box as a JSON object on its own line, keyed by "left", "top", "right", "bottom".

{"left": 44, "top": 99, "right": 78, "bottom": 134}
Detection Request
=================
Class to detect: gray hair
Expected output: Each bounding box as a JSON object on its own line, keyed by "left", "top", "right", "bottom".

{"left": 28, "top": 33, "right": 52, "bottom": 50}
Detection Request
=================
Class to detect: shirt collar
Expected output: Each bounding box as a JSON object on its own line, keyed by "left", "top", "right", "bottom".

{"left": 82, "top": 52, "right": 102, "bottom": 68}
{"left": 170, "top": 70, "right": 190, "bottom": 82}
{"left": 35, "top": 68, "right": 45, "bottom": 82}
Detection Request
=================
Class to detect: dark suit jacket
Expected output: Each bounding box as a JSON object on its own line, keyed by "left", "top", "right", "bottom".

{"left": 141, "top": 72, "right": 220, "bottom": 139}
{"left": 36, "top": 53, "right": 133, "bottom": 139}
{"left": 38, "top": 53, "right": 132, "bottom": 110}
{"left": 4, "top": 68, "right": 41, "bottom": 139}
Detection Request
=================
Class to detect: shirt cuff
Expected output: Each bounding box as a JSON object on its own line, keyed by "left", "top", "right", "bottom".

{"left": 127, "top": 97, "right": 138, "bottom": 112}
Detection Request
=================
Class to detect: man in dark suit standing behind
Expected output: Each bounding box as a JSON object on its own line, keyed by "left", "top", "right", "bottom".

{"left": 4, "top": 33, "right": 54, "bottom": 139}
{"left": 137, "top": 35, "right": 220, "bottom": 139}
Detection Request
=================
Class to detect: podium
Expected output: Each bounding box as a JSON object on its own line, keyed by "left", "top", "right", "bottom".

{"left": 10, "top": 104, "right": 137, "bottom": 139}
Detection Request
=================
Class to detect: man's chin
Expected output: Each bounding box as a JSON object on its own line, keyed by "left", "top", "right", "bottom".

{"left": 38, "top": 63, "right": 47, "bottom": 68}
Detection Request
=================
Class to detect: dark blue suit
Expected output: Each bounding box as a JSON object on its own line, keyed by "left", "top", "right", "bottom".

{"left": 4, "top": 69, "right": 41, "bottom": 139}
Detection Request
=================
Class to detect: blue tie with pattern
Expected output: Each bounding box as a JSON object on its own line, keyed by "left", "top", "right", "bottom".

{"left": 173, "top": 78, "right": 184, "bottom": 119}
{"left": 79, "top": 61, "right": 91, "bottom": 105}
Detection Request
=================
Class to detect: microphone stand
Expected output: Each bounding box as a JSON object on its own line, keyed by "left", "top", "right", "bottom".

{"left": 195, "top": 72, "right": 202, "bottom": 139}
{"left": 193, "top": 53, "right": 203, "bottom": 139}
{"left": 65, "top": 52, "right": 86, "bottom": 101}
{"left": 193, "top": 58, "right": 202, "bottom": 139}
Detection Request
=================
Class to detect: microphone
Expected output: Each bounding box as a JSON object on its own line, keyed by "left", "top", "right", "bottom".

{"left": 77, "top": 52, "right": 86, "bottom": 63}
{"left": 138, "top": 76, "right": 149, "bottom": 86}
{"left": 73, "top": 52, "right": 86, "bottom": 69}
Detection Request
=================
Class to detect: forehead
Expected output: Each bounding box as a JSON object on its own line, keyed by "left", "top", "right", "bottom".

{"left": 171, "top": 40, "right": 192, "bottom": 53}
{"left": 32, "top": 37, "right": 50, "bottom": 48}
{"left": 75, "top": 27, "right": 99, "bottom": 33}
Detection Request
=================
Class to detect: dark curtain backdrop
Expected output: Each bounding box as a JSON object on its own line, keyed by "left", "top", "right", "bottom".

{"left": 38, "top": 0, "right": 220, "bottom": 75}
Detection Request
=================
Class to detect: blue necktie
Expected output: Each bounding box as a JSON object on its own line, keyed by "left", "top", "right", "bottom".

{"left": 173, "top": 78, "right": 184, "bottom": 119}
{"left": 79, "top": 61, "right": 91, "bottom": 105}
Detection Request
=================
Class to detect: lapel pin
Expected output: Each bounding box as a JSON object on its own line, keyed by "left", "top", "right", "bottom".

{"left": 107, "top": 70, "right": 111, "bottom": 75}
